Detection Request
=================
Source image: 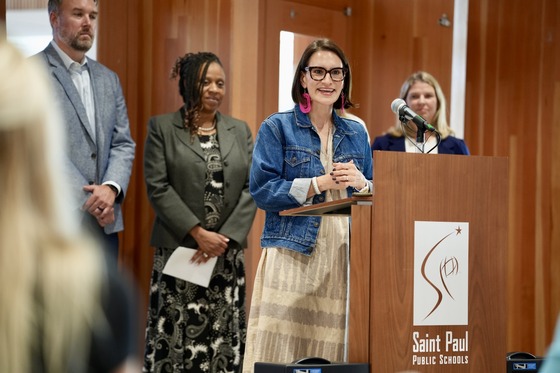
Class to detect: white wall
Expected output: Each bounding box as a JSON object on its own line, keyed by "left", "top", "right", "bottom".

{"left": 7, "top": 9, "right": 97, "bottom": 59}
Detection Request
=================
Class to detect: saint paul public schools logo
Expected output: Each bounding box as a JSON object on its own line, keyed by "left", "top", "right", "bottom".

{"left": 413, "top": 221, "right": 469, "bottom": 326}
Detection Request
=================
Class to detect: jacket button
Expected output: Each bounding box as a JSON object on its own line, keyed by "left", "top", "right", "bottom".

{"left": 314, "top": 222, "right": 319, "bottom": 227}
{"left": 224, "top": 161, "right": 229, "bottom": 166}
{"left": 89, "top": 181, "right": 94, "bottom": 185}
{"left": 91, "top": 153, "right": 96, "bottom": 159}
{"left": 226, "top": 181, "right": 230, "bottom": 187}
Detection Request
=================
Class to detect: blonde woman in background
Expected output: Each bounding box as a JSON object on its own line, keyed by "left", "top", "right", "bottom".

{"left": 0, "top": 35, "right": 138, "bottom": 372}
{"left": 371, "top": 71, "right": 470, "bottom": 155}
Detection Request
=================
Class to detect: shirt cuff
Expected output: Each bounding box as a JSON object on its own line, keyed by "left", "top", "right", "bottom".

{"left": 289, "top": 178, "right": 313, "bottom": 205}
{"left": 103, "top": 181, "right": 121, "bottom": 197}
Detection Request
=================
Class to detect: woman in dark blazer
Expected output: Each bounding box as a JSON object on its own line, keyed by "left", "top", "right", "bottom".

{"left": 143, "top": 52, "right": 256, "bottom": 373}
{"left": 372, "top": 71, "right": 470, "bottom": 155}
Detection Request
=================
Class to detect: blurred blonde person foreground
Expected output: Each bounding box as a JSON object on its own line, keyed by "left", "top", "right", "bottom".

{"left": 0, "top": 36, "right": 139, "bottom": 372}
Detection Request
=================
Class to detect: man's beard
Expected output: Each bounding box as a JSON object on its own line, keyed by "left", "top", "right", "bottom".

{"left": 70, "top": 35, "right": 93, "bottom": 52}
{"left": 59, "top": 28, "right": 93, "bottom": 52}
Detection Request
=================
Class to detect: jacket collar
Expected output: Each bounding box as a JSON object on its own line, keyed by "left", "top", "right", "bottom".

{"left": 173, "top": 110, "right": 236, "bottom": 160}
{"left": 44, "top": 43, "right": 97, "bottom": 143}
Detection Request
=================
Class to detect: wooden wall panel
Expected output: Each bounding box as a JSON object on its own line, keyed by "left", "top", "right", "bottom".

{"left": 346, "top": 0, "right": 375, "bottom": 129}
{"left": 284, "top": 0, "right": 350, "bottom": 12}
{"left": 366, "top": 0, "right": 454, "bottom": 141}
{"left": 534, "top": 0, "right": 558, "bottom": 342}
{"left": 529, "top": 0, "right": 558, "bottom": 353}
{"left": 465, "top": 0, "right": 559, "bottom": 354}
{"left": 1, "top": 0, "right": 5, "bottom": 24}
{"left": 229, "top": 0, "right": 263, "bottom": 315}
{"left": 96, "top": 0, "right": 154, "bottom": 354}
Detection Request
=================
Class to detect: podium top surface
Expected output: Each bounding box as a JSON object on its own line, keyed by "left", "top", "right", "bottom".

{"left": 280, "top": 194, "right": 372, "bottom": 217}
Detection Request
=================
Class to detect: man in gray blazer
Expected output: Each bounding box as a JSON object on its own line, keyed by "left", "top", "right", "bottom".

{"left": 35, "top": 0, "right": 135, "bottom": 261}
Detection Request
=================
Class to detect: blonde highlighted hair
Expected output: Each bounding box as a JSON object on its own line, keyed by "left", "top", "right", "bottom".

{"left": 387, "top": 71, "right": 455, "bottom": 139}
{"left": 0, "top": 34, "right": 105, "bottom": 372}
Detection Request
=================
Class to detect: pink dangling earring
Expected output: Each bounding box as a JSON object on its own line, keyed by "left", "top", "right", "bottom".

{"left": 340, "top": 92, "right": 346, "bottom": 114}
{"left": 299, "top": 90, "right": 312, "bottom": 113}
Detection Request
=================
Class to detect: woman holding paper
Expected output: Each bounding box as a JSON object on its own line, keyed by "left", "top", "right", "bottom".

{"left": 143, "top": 52, "right": 256, "bottom": 373}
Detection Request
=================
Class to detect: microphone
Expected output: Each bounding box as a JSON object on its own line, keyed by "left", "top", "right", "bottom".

{"left": 390, "top": 98, "right": 436, "bottom": 132}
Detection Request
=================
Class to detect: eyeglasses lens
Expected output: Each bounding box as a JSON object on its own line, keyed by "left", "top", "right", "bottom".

{"left": 306, "top": 67, "right": 346, "bottom": 82}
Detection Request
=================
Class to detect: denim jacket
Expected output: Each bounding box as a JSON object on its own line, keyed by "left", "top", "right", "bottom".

{"left": 250, "top": 105, "right": 373, "bottom": 255}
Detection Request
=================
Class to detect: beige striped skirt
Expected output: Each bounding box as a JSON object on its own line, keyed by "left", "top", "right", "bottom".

{"left": 242, "top": 215, "right": 350, "bottom": 373}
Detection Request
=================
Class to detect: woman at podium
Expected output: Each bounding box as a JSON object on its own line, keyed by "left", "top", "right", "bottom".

{"left": 243, "top": 38, "right": 373, "bottom": 372}
{"left": 372, "top": 71, "right": 470, "bottom": 155}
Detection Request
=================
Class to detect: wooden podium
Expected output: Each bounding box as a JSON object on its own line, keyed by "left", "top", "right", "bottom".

{"left": 281, "top": 151, "right": 508, "bottom": 372}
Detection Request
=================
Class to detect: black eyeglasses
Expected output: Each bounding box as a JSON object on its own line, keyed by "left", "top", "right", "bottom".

{"left": 304, "top": 66, "right": 347, "bottom": 82}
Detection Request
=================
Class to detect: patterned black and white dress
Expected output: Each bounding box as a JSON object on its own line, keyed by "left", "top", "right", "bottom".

{"left": 144, "top": 133, "right": 246, "bottom": 373}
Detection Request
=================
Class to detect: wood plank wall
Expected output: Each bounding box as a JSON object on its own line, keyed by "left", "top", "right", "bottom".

{"left": 1, "top": 0, "right": 5, "bottom": 24}
{"left": 4, "top": 0, "right": 553, "bottom": 358}
{"left": 361, "top": 0, "right": 455, "bottom": 138}
{"left": 465, "top": 0, "right": 560, "bottom": 354}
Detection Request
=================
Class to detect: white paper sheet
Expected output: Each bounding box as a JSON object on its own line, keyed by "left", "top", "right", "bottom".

{"left": 162, "top": 246, "right": 217, "bottom": 288}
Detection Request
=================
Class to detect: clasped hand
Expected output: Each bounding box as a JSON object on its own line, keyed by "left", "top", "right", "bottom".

{"left": 190, "top": 225, "right": 229, "bottom": 264}
{"left": 326, "top": 160, "right": 367, "bottom": 191}
{"left": 82, "top": 184, "right": 116, "bottom": 227}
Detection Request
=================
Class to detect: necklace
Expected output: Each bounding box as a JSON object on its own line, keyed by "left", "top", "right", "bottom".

{"left": 198, "top": 122, "right": 216, "bottom": 132}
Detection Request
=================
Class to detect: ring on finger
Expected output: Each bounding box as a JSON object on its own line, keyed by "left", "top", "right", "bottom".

{"left": 203, "top": 253, "right": 209, "bottom": 258}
